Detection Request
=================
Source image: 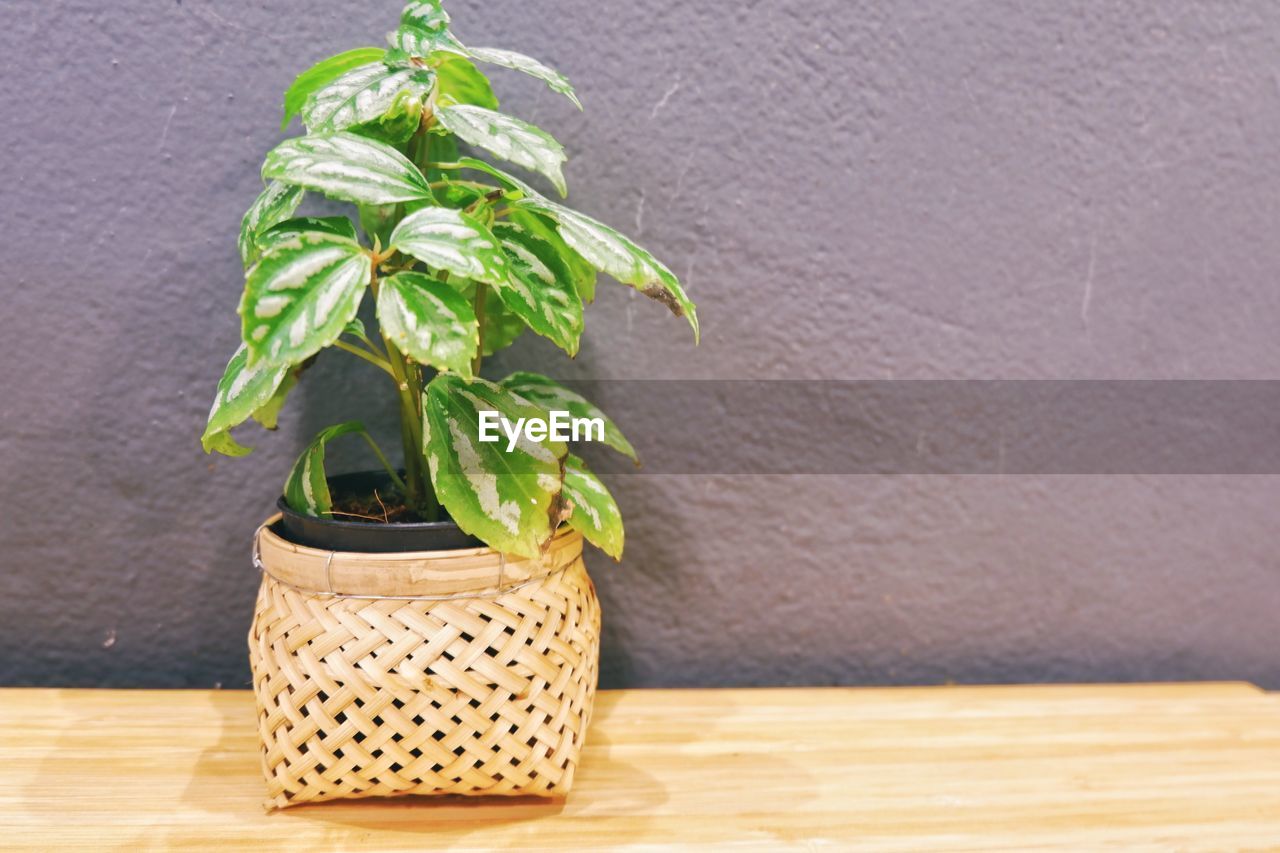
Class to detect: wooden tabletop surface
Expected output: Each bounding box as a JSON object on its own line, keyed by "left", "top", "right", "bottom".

{"left": 2, "top": 682, "right": 1278, "bottom": 850}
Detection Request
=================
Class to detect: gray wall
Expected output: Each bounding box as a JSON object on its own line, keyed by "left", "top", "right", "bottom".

{"left": 2, "top": 0, "right": 1278, "bottom": 688}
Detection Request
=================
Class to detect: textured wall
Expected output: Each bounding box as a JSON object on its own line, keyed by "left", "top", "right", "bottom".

{"left": 2, "top": 0, "right": 1278, "bottom": 688}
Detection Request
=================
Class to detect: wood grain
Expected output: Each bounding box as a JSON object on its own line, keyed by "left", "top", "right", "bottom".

{"left": 2, "top": 683, "right": 1278, "bottom": 850}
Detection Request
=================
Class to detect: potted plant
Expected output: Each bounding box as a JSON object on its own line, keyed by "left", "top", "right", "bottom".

{"left": 201, "top": 0, "right": 697, "bottom": 809}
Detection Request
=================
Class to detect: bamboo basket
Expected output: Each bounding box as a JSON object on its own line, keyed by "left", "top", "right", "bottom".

{"left": 248, "top": 515, "right": 600, "bottom": 810}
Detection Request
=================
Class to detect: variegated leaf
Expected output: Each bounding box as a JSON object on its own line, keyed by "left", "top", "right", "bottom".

{"left": 262, "top": 132, "right": 435, "bottom": 206}
{"left": 250, "top": 369, "right": 298, "bottom": 431}
{"left": 436, "top": 105, "right": 567, "bottom": 197}
{"left": 399, "top": 0, "right": 451, "bottom": 35}
{"left": 282, "top": 47, "right": 385, "bottom": 130}
{"left": 377, "top": 272, "right": 478, "bottom": 378}
{"left": 201, "top": 344, "right": 292, "bottom": 457}
{"left": 237, "top": 181, "right": 305, "bottom": 269}
{"left": 388, "top": 26, "right": 465, "bottom": 58}
{"left": 284, "top": 421, "right": 366, "bottom": 516}
{"left": 465, "top": 47, "right": 581, "bottom": 109}
{"left": 255, "top": 216, "right": 359, "bottom": 256}
{"left": 491, "top": 221, "right": 583, "bottom": 356}
{"left": 515, "top": 196, "right": 699, "bottom": 341}
{"left": 389, "top": 0, "right": 465, "bottom": 58}
{"left": 388, "top": 207, "right": 510, "bottom": 285}
{"left": 562, "top": 454, "right": 623, "bottom": 559}
{"left": 506, "top": 208, "right": 596, "bottom": 302}
{"left": 424, "top": 374, "right": 567, "bottom": 558}
{"left": 500, "top": 371, "right": 636, "bottom": 461}
{"left": 239, "top": 231, "right": 372, "bottom": 365}
{"left": 302, "top": 62, "right": 434, "bottom": 134}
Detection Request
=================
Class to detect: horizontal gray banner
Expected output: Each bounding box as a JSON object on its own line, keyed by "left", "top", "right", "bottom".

{"left": 535, "top": 380, "right": 1280, "bottom": 475}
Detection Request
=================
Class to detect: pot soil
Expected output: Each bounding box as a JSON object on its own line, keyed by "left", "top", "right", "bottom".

{"left": 248, "top": 506, "right": 600, "bottom": 810}
{"left": 276, "top": 470, "right": 483, "bottom": 553}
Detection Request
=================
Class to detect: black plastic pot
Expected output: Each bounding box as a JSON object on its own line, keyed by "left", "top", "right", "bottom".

{"left": 275, "top": 469, "right": 483, "bottom": 553}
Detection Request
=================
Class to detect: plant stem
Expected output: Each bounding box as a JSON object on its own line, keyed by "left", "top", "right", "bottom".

{"left": 377, "top": 126, "right": 441, "bottom": 522}
{"left": 349, "top": 326, "right": 388, "bottom": 357}
{"left": 472, "top": 283, "right": 487, "bottom": 376}
{"left": 383, "top": 339, "right": 433, "bottom": 513}
{"left": 334, "top": 340, "right": 396, "bottom": 377}
{"left": 358, "top": 431, "right": 408, "bottom": 495}
{"left": 404, "top": 358, "right": 440, "bottom": 517}
{"left": 429, "top": 179, "right": 494, "bottom": 192}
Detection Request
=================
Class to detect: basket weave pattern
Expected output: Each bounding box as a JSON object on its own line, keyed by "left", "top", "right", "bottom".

{"left": 248, "top": 524, "right": 600, "bottom": 809}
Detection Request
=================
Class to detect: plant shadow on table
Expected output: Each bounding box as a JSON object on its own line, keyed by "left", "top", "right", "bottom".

{"left": 176, "top": 690, "right": 668, "bottom": 841}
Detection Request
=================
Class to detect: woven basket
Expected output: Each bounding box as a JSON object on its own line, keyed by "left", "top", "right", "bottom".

{"left": 248, "top": 515, "right": 600, "bottom": 810}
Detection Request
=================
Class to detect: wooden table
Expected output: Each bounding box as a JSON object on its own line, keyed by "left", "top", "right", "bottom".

{"left": 2, "top": 683, "right": 1278, "bottom": 850}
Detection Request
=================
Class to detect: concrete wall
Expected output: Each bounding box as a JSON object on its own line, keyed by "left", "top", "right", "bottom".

{"left": 2, "top": 0, "right": 1278, "bottom": 688}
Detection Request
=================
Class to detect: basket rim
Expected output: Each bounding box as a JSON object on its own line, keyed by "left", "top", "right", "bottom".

{"left": 256, "top": 514, "right": 584, "bottom": 599}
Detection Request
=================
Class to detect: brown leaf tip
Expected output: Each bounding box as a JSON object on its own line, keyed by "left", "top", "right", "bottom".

{"left": 642, "top": 284, "right": 684, "bottom": 317}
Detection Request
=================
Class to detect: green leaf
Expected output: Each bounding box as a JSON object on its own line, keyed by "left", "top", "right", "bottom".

{"left": 465, "top": 47, "right": 581, "bottom": 110}
{"left": 457, "top": 281, "right": 525, "bottom": 354}
{"left": 562, "top": 454, "right": 623, "bottom": 559}
{"left": 262, "top": 132, "right": 435, "bottom": 206}
{"left": 418, "top": 132, "right": 460, "bottom": 181}
{"left": 447, "top": 156, "right": 538, "bottom": 198}
{"left": 433, "top": 55, "right": 499, "bottom": 110}
{"left": 424, "top": 374, "right": 567, "bottom": 558}
{"left": 377, "top": 271, "right": 478, "bottom": 378}
{"left": 238, "top": 182, "right": 305, "bottom": 269}
{"left": 357, "top": 203, "right": 401, "bottom": 247}
{"left": 343, "top": 317, "right": 369, "bottom": 340}
{"left": 255, "top": 216, "right": 359, "bottom": 256}
{"left": 201, "top": 344, "right": 291, "bottom": 457}
{"left": 500, "top": 371, "right": 637, "bottom": 461}
{"left": 302, "top": 62, "right": 434, "bottom": 134}
{"left": 478, "top": 286, "right": 525, "bottom": 355}
{"left": 388, "top": 207, "right": 510, "bottom": 285}
{"left": 436, "top": 105, "right": 567, "bottom": 196}
{"left": 506, "top": 208, "right": 597, "bottom": 302}
{"left": 282, "top": 47, "right": 386, "bottom": 130}
{"left": 204, "top": 431, "right": 253, "bottom": 458}
{"left": 516, "top": 196, "right": 698, "bottom": 341}
{"left": 284, "top": 421, "right": 366, "bottom": 517}
{"left": 250, "top": 368, "right": 298, "bottom": 430}
{"left": 433, "top": 181, "right": 493, "bottom": 209}
{"left": 349, "top": 88, "right": 424, "bottom": 145}
{"left": 239, "top": 231, "right": 372, "bottom": 365}
{"left": 491, "top": 221, "right": 583, "bottom": 356}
